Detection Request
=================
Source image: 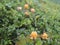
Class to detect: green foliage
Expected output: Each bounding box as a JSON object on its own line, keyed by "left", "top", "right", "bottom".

{"left": 0, "top": 0, "right": 60, "bottom": 45}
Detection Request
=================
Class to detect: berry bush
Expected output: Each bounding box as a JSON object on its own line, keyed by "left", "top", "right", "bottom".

{"left": 0, "top": 0, "right": 60, "bottom": 45}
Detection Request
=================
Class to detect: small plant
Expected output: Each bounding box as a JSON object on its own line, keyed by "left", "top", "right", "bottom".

{"left": 30, "top": 31, "right": 38, "bottom": 45}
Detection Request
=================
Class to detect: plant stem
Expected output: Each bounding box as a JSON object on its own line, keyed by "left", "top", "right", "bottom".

{"left": 33, "top": 39, "right": 36, "bottom": 45}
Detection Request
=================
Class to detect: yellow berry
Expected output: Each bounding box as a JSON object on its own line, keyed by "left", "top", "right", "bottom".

{"left": 25, "top": 12, "right": 29, "bottom": 16}
{"left": 24, "top": 4, "right": 29, "bottom": 9}
{"left": 17, "top": 7, "right": 22, "bottom": 10}
{"left": 30, "top": 8, "right": 35, "bottom": 13}
{"left": 30, "top": 31, "right": 38, "bottom": 39}
{"left": 41, "top": 32, "right": 48, "bottom": 40}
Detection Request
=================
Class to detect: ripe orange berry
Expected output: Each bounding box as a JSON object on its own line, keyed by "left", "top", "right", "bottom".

{"left": 30, "top": 31, "right": 38, "bottom": 39}
{"left": 41, "top": 32, "right": 48, "bottom": 40}
{"left": 17, "top": 7, "right": 22, "bottom": 10}
{"left": 25, "top": 12, "right": 29, "bottom": 16}
{"left": 24, "top": 4, "right": 29, "bottom": 9}
{"left": 30, "top": 8, "right": 35, "bottom": 13}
